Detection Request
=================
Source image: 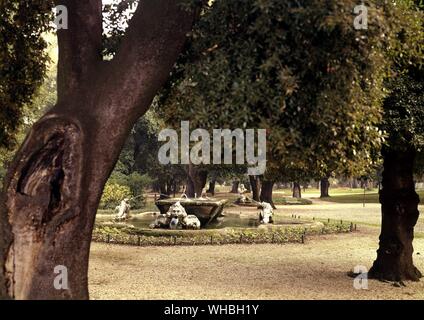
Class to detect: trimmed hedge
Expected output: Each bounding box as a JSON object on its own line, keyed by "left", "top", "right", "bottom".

{"left": 92, "top": 220, "right": 353, "bottom": 247}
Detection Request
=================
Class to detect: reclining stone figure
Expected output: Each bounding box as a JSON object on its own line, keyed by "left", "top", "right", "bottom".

{"left": 182, "top": 215, "right": 201, "bottom": 230}
{"left": 149, "top": 214, "right": 169, "bottom": 229}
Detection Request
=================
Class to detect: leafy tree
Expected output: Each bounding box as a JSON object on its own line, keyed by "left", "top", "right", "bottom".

{"left": 107, "top": 170, "right": 151, "bottom": 208}
{"left": 131, "top": 111, "right": 187, "bottom": 195}
{"left": 370, "top": 17, "right": 424, "bottom": 282}
{"left": 99, "top": 182, "right": 132, "bottom": 209}
{"left": 157, "top": 2, "right": 424, "bottom": 282}
{"left": 157, "top": 0, "right": 402, "bottom": 204}
{"left": 0, "top": 34, "right": 58, "bottom": 188}
{"left": 0, "top": 1, "right": 52, "bottom": 149}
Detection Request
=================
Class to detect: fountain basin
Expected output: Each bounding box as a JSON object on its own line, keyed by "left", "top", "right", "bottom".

{"left": 155, "top": 198, "right": 227, "bottom": 226}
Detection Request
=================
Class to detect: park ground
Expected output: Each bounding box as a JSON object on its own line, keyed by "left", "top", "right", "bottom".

{"left": 88, "top": 188, "right": 424, "bottom": 300}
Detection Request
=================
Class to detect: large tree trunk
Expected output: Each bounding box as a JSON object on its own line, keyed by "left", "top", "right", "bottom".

{"left": 186, "top": 164, "right": 208, "bottom": 198}
{"left": 206, "top": 172, "right": 217, "bottom": 196}
{"left": 292, "top": 182, "right": 301, "bottom": 199}
{"left": 230, "top": 181, "right": 239, "bottom": 193}
{"left": 260, "top": 180, "right": 276, "bottom": 209}
{"left": 0, "top": 0, "right": 195, "bottom": 300}
{"left": 249, "top": 175, "right": 261, "bottom": 202}
{"left": 160, "top": 182, "right": 168, "bottom": 195}
{"left": 172, "top": 180, "right": 178, "bottom": 197}
{"left": 207, "top": 179, "right": 216, "bottom": 196}
{"left": 186, "top": 174, "right": 195, "bottom": 198}
{"left": 361, "top": 178, "right": 368, "bottom": 189}
{"left": 320, "top": 177, "right": 330, "bottom": 198}
{"left": 369, "top": 147, "right": 422, "bottom": 281}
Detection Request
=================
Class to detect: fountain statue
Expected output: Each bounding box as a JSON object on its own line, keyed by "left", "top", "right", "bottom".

{"left": 155, "top": 194, "right": 227, "bottom": 226}
{"left": 166, "top": 201, "right": 188, "bottom": 220}
{"left": 150, "top": 213, "right": 169, "bottom": 228}
{"left": 150, "top": 201, "right": 201, "bottom": 230}
{"left": 238, "top": 183, "right": 247, "bottom": 195}
{"left": 236, "top": 183, "right": 257, "bottom": 205}
{"left": 182, "top": 214, "right": 202, "bottom": 230}
{"left": 115, "top": 198, "right": 131, "bottom": 221}
{"left": 169, "top": 217, "right": 180, "bottom": 230}
{"left": 235, "top": 183, "right": 250, "bottom": 204}
{"left": 259, "top": 202, "right": 274, "bottom": 224}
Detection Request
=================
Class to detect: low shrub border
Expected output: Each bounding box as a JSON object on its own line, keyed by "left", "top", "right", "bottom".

{"left": 92, "top": 219, "right": 355, "bottom": 247}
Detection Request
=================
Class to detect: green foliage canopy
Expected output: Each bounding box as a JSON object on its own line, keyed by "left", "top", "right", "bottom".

{"left": 158, "top": 0, "right": 420, "bottom": 180}
{"left": 380, "top": 1, "right": 424, "bottom": 170}
{"left": 0, "top": 0, "right": 53, "bottom": 149}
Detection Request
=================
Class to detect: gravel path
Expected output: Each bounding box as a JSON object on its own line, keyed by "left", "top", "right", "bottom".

{"left": 88, "top": 226, "right": 424, "bottom": 300}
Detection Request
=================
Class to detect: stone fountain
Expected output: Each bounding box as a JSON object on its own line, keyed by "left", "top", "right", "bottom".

{"left": 155, "top": 194, "right": 227, "bottom": 227}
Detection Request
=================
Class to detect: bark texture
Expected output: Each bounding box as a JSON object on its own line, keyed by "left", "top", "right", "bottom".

{"left": 320, "top": 177, "right": 330, "bottom": 198}
{"left": 186, "top": 164, "right": 208, "bottom": 198}
{"left": 260, "top": 180, "right": 276, "bottom": 209}
{"left": 0, "top": 0, "right": 195, "bottom": 299}
{"left": 292, "top": 182, "right": 301, "bottom": 199}
{"left": 369, "top": 147, "right": 422, "bottom": 281}
{"left": 249, "top": 175, "right": 261, "bottom": 202}
{"left": 230, "top": 181, "right": 239, "bottom": 193}
{"left": 207, "top": 179, "right": 216, "bottom": 196}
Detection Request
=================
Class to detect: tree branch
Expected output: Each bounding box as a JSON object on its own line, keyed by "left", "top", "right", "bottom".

{"left": 55, "top": 0, "right": 103, "bottom": 100}
{"left": 108, "top": 0, "right": 196, "bottom": 116}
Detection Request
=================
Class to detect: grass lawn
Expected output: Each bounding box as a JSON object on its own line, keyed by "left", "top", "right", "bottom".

{"left": 117, "top": 187, "right": 407, "bottom": 212}
{"left": 321, "top": 190, "right": 380, "bottom": 203}
{"left": 320, "top": 189, "right": 424, "bottom": 204}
